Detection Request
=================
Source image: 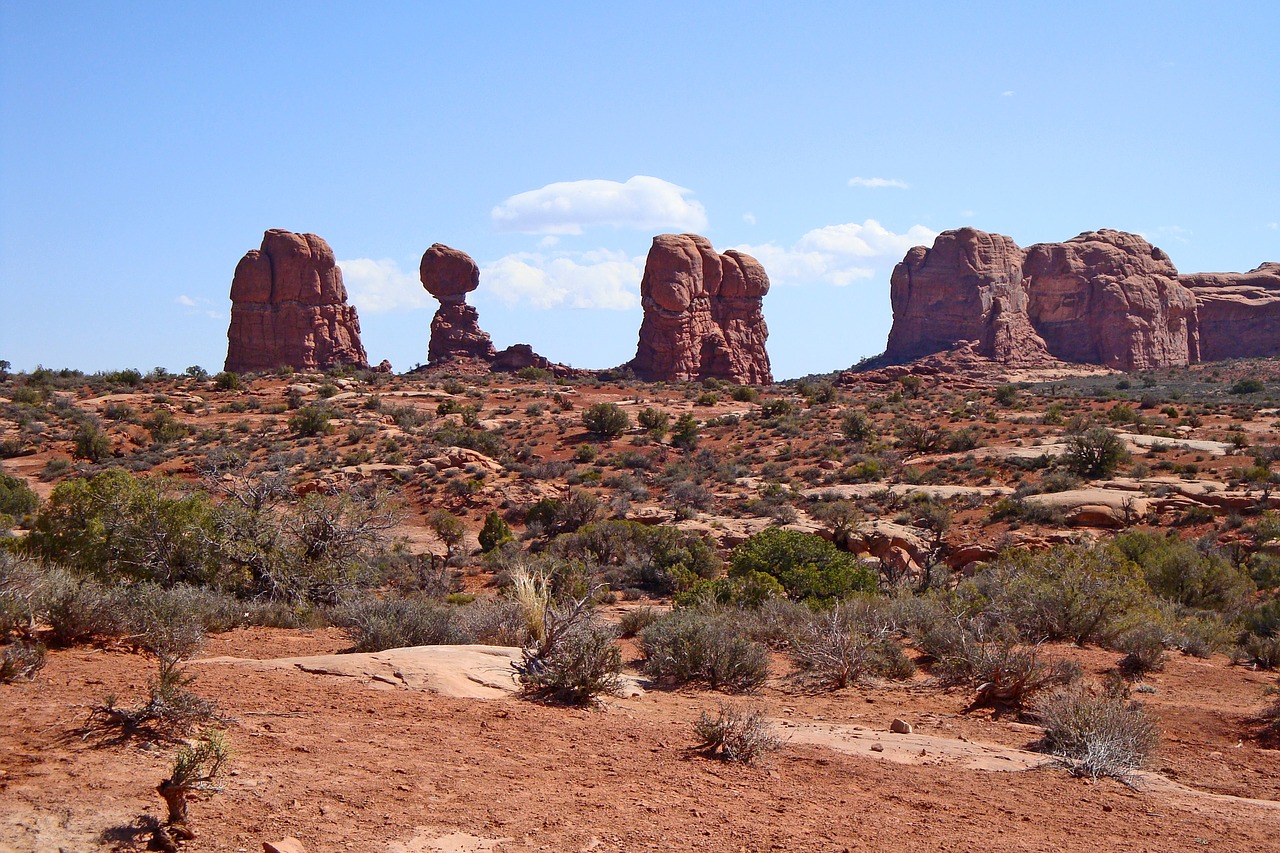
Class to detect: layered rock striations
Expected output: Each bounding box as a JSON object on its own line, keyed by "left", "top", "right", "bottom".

{"left": 628, "top": 234, "right": 772, "bottom": 384}
{"left": 1180, "top": 264, "right": 1280, "bottom": 361}
{"left": 225, "top": 230, "right": 369, "bottom": 374}
{"left": 880, "top": 227, "right": 1269, "bottom": 370}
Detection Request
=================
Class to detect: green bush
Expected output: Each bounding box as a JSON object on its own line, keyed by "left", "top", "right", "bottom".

{"left": 640, "top": 609, "right": 769, "bottom": 692}
{"left": 72, "top": 420, "right": 111, "bottom": 462}
{"left": 478, "top": 512, "right": 514, "bottom": 553}
{"left": 516, "top": 616, "right": 621, "bottom": 705}
{"left": 1064, "top": 427, "right": 1128, "bottom": 479}
{"left": 0, "top": 473, "right": 38, "bottom": 518}
{"left": 670, "top": 413, "right": 700, "bottom": 450}
{"left": 551, "top": 520, "right": 721, "bottom": 594}
{"left": 289, "top": 405, "right": 333, "bottom": 437}
{"left": 730, "top": 528, "right": 876, "bottom": 602}
{"left": 1231, "top": 378, "right": 1265, "bottom": 395}
{"left": 1113, "top": 531, "right": 1252, "bottom": 612}
{"left": 582, "top": 402, "right": 630, "bottom": 438}
{"left": 840, "top": 410, "right": 875, "bottom": 443}
{"left": 213, "top": 371, "right": 241, "bottom": 391}
{"left": 637, "top": 408, "right": 670, "bottom": 437}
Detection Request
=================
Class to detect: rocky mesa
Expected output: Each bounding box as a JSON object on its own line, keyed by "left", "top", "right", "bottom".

{"left": 881, "top": 227, "right": 1272, "bottom": 370}
{"left": 225, "top": 229, "right": 369, "bottom": 374}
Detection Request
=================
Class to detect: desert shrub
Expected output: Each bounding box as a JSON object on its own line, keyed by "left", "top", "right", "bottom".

{"left": 840, "top": 409, "right": 875, "bottom": 443}
{"left": 640, "top": 609, "right": 769, "bottom": 692}
{"left": 692, "top": 702, "right": 779, "bottom": 764}
{"left": 730, "top": 528, "right": 876, "bottom": 603}
{"left": 455, "top": 598, "right": 526, "bottom": 646}
{"left": 145, "top": 410, "right": 189, "bottom": 444}
{"left": 28, "top": 469, "right": 219, "bottom": 587}
{"left": 618, "top": 605, "right": 661, "bottom": 637}
{"left": 1231, "top": 378, "right": 1265, "bottom": 395}
{"left": 516, "top": 616, "right": 621, "bottom": 705}
{"left": 336, "top": 595, "right": 466, "bottom": 652}
{"left": 1116, "top": 624, "right": 1167, "bottom": 677}
{"left": 896, "top": 423, "right": 946, "bottom": 455}
{"left": 213, "top": 371, "right": 241, "bottom": 391}
{"left": 788, "top": 599, "right": 914, "bottom": 688}
{"left": 0, "top": 640, "right": 46, "bottom": 682}
{"left": 1064, "top": 427, "right": 1128, "bottom": 479}
{"left": 1238, "top": 634, "right": 1280, "bottom": 670}
{"left": 0, "top": 473, "right": 38, "bottom": 519}
{"left": 670, "top": 413, "right": 700, "bottom": 450}
{"left": 979, "top": 545, "right": 1150, "bottom": 646}
{"left": 994, "top": 384, "right": 1019, "bottom": 406}
{"left": 92, "top": 651, "right": 219, "bottom": 740}
{"left": 676, "top": 570, "right": 785, "bottom": 611}
{"left": 289, "top": 405, "right": 333, "bottom": 437}
{"left": 72, "top": 420, "right": 111, "bottom": 461}
{"left": 582, "top": 402, "right": 630, "bottom": 438}
{"left": 124, "top": 583, "right": 245, "bottom": 644}
{"left": 637, "top": 407, "right": 670, "bottom": 437}
{"left": 156, "top": 728, "right": 230, "bottom": 828}
{"left": 1033, "top": 683, "right": 1159, "bottom": 780}
{"left": 551, "top": 520, "right": 721, "bottom": 594}
{"left": 730, "top": 386, "right": 759, "bottom": 403}
{"left": 41, "top": 571, "right": 128, "bottom": 646}
{"left": 1112, "top": 531, "right": 1252, "bottom": 612}
{"left": 478, "top": 511, "right": 514, "bottom": 553}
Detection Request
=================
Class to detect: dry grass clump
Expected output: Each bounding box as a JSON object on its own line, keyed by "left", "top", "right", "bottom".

{"left": 692, "top": 702, "right": 779, "bottom": 764}
{"left": 1033, "top": 683, "right": 1159, "bottom": 780}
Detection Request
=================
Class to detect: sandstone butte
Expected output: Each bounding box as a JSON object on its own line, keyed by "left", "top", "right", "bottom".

{"left": 418, "top": 243, "right": 560, "bottom": 374}
{"left": 881, "top": 226, "right": 1277, "bottom": 370}
{"left": 225, "top": 229, "right": 369, "bottom": 374}
{"left": 627, "top": 233, "right": 773, "bottom": 384}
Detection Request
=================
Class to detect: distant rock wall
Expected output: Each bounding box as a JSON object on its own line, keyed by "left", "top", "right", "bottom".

{"left": 225, "top": 230, "right": 368, "bottom": 374}
{"left": 1180, "top": 264, "right": 1280, "bottom": 361}
{"left": 881, "top": 227, "right": 1268, "bottom": 370}
{"left": 629, "top": 234, "right": 772, "bottom": 383}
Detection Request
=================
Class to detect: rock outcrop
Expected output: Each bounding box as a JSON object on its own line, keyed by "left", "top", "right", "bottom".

{"left": 1023, "top": 230, "right": 1199, "bottom": 370}
{"left": 1180, "top": 264, "right": 1280, "bottom": 361}
{"left": 225, "top": 230, "right": 369, "bottom": 374}
{"left": 886, "top": 228, "right": 1049, "bottom": 365}
{"left": 878, "top": 227, "right": 1248, "bottom": 371}
{"left": 628, "top": 234, "right": 772, "bottom": 383}
{"left": 420, "top": 244, "right": 497, "bottom": 363}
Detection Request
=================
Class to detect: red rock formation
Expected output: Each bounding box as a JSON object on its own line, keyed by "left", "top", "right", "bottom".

{"left": 628, "top": 234, "right": 772, "bottom": 383}
{"left": 1180, "top": 264, "right": 1280, "bottom": 361}
{"left": 884, "top": 228, "right": 1049, "bottom": 365}
{"left": 419, "top": 244, "right": 497, "bottom": 363}
{"left": 880, "top": 228, "right": 1206, "bottom": 371}
{"left": 1024, "top": 230, "right": 1199, "bottom": 370}
{"left": 225, "top": 230, "right": 369, "bottom": 374}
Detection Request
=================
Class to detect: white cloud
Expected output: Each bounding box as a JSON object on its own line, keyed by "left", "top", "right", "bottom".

{"left": 176, "top": 294, "right": 197, "bottom": 307}
{"left": 847, "top": 176, "right": 908, "bottom": 189}
{"left": 1267, "top": 222, "right": 1278, "bottom": 231}
{"left": 338, "top": 258, "right": 432, "bottom": 313}
{"left": 482, "top": 250, "right": 642, "bottom": 310}
{"left": 1001, "top": 90, "right": 1015, "bottom": 97}
{"left": 743, "top": 212, "right": 757, "bottom": 225}
{"left": 491, "top": 175, "right": 708, "bottom": 235}
{"left": 736, "top": 219, "right": 936, "bottom": 288}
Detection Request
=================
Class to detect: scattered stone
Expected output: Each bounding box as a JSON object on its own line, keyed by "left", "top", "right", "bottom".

{"left": 890, "top": 718, "right": 913, "bottom": 734}
{"left": 263, "top": 839, "right": 308, "bottom": 853}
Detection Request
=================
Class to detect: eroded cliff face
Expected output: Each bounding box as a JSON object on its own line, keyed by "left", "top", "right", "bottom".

{"left": 881, "top": 227, "right": 1239, "bottom": 371}
{"left": 629, "top": 234, "right": 772, "bottom": 383}
{"left": 1180, "top": 264, "right": 1280, "bottom": 361}
{"left": 1023, "top": 230, "right": 1199, "bottom": 370}
{"left": 225, "top": 230, "right": 368, "bottom": 374}
{"left": 885, "top": 228, "right": 1049, "bottom": 365}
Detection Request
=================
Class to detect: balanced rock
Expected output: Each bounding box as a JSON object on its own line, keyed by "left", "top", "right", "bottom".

{"left": 628, "top": 234, "right": 772, "bottom": 383}
{"left": 225, "top": 230, "right": 369, "bottom": 374}
{"left": 419, "top": 244, "right": 497, "bottom": 363}
{"left": 1023, "top": 230, "right": 1199, "bottom": 370}
{"left": 1180, "top": 263, "right": 1280, "bottom": 361}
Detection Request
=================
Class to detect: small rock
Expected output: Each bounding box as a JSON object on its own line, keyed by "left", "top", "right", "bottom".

{"left": 263, "top": 839, "right": 308, "bottom": 853}
{"left": 870, "top": 743, "right": 885, "bottom": 752}
{"left": 890, "top": 718, "right": 913, "bottom": 734}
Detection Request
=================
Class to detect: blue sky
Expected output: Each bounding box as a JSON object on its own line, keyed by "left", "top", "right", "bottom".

{"left": 2, "top": 2, "right": 1277, "bottom": 379}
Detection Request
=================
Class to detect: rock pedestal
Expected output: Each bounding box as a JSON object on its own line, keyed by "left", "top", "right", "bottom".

{"left": 628, "top": 234, "right": 772, "bottom": 383}
{"left": 225, "top": 229, "right": 368, "bottom": 374}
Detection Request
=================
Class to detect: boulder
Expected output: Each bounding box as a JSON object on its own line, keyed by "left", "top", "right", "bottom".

{"left": 419, "top": 245, "right": 497, "bottom": 362}
{"left": 1180, "top": 263, "right": 1280, "bottom": 360}
{"left": 225, "top": 230, "right": 369, "bottom": 373}
{"left": 1023, "top": 230, "right": 1199, "bottom": 370}
{"left": 628, "top": 234, "right": 772, "bottom": 383}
